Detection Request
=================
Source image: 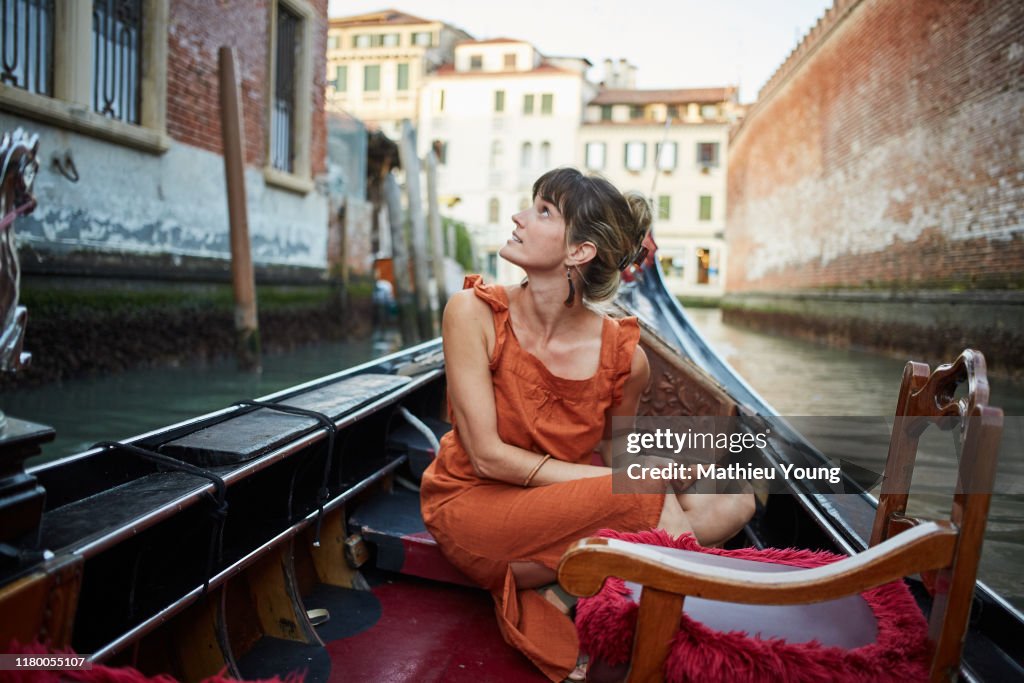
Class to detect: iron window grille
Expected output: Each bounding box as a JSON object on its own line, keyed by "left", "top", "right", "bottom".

{"left": 271, "top": 3, "right": 300, "bottom": 173}
{"left": 1, "top": 0, "right": 55, "bottom": 96}
{"left": 92, "top": 0, "right": 142, "bottom": 124}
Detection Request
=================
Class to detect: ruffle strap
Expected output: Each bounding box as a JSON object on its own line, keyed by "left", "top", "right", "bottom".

{"left": 608, "top": 317, "right": 641, "bottom": 408}
{"left": 464, "top": 274, "right": 510, "bottom": 370}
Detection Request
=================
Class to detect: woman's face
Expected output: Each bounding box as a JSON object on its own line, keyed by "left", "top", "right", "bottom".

{"left": 499, "top": 194, "right": 568, "bottom": 270}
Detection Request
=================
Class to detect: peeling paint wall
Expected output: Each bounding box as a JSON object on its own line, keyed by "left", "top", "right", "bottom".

{"left": 6, "top": 116, "right": 328, "bottom": 268}
{"left": 726, "top": 0, "right": 1024, "bottom": 292}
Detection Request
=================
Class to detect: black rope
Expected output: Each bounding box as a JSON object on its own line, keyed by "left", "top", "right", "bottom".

{"left": 92, "top": 441, "right": 229, "bottom": 593}
{"left": 233, "top": 400, "right": 336, "bottom": 546}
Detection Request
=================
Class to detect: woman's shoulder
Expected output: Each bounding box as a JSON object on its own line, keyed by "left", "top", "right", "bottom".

{"left": 444, "top": 287, "right": 491, "bottom": 323}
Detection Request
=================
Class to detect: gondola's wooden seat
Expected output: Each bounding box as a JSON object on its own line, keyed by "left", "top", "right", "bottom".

{"left": 559, "top": 349, "right": 1004, "bottom": 682}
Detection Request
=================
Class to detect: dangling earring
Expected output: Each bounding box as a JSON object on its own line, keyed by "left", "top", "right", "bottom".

{"left": 564, "top": 266, "right": 575, "bottom": 307}
{"left": 520, "top": 276, "right": 529, "bottom": 288}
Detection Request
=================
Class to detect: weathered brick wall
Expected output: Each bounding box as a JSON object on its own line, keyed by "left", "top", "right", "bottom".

{"left": 167, "top": 0, "right": 328, "bottom": 174}
{"left": 726, "top": 0, "right": 1024, "bottom": 292}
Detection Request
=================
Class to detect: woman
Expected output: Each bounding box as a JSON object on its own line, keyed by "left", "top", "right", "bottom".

{"left": 420, "top": 168, "right": 755, "bottom": 681}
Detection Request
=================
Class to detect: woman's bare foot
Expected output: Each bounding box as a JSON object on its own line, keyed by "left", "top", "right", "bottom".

{"left": 566, "top": 654, "right": 588, "bottom": 681}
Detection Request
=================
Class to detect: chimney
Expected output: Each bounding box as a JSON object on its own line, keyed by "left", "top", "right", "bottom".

{"left": 626, "top": 63, "right": 637, "bottom": 89}
{"left": 603, "top": 58, "right": 614, "bottom": 87}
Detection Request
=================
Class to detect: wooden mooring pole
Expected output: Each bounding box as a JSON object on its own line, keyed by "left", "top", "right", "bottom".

{"left": 218, "top": 46, "right": 260, "bottom": 372}
{"left": 398, "top": 120, "right": 435, "bottom": 339}
{"left": 383, "top": 173, "right": 419, "bottom": 345}
{"left": 425, "top": 148, "right": 448, "bottom": 312}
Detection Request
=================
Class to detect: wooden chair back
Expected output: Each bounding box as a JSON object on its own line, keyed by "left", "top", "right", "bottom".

{"left": 869, "top": 349, "right": 1004, "bottom": 680}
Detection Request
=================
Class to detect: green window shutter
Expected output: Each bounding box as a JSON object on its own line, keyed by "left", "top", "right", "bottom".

{"left": 699, "top": 195, "right": 712, "bottom": 221}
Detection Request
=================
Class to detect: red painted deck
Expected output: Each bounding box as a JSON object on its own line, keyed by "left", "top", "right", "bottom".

{"left": 322, "top": 576, "right": 547, "bottom": 682}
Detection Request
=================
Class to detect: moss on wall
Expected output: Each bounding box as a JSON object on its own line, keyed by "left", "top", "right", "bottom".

{"left": 2, "top": 279, "right": 376, "bottom": 388}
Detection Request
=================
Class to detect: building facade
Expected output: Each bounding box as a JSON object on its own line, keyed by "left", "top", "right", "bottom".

{"left": 0, "top": 0, "right": 330, "bottom": 280}
{"left": 723, "top": 0, "right": 1024, "bottom": 376}
{"left": 326, "top": 9, "right": 470, "bottom": 140}
{"left": 580, "top": 74, "right": 742, "bottom": 300}
{"left": 417, "top": 39, "right": 591, "bottom": 283}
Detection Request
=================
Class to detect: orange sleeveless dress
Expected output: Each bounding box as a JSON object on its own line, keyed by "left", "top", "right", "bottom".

{"left": 420, "top": 276, "right": 665, "bottom": 681}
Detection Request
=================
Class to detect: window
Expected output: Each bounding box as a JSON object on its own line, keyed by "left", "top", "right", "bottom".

{"left": 541, "top": 93, "right": 553, "bottom": 115}
{"left": 0, "top": 0, "right": 168, "bottom": 152}
{"left": 470, "top": 55, "right": 482, "bottom": 70}
{"left": 412, "top": 31, "right": 432, "bottom": 46}
{"left": 657, "top": 195, "right": 671, "bottom": 220}
{"left": 666, "top": 105, "right": 678, "bottom": 120}
{"left": 488, "top": 197, "right": 500, "bottom": 223}
{"left": 520, "top": 142, "right": 532, "bottom": 168}
{"left": 490, "top": 139, "right": 503, "bottom": 169}
{"left": 655, "top": 142, "right": 677, "bottom": 170}
{"left": 432, "top": 139, "right": 447, "bottom": 164}
{"left": 624, "top": 141, "right": 645, "bottom": 171}
{"left": 585, "top": 142, "right": 605, "bottom": 170}
{"left": 697, "top": 142, "right": 720, "bottom": 167}
{"left": 494, "top": 89, "right": 505, "bottom": 113}
{"left": 92, "top": 0, "right": 144, "bottom": 123}
{"left": 630, "top": 105, "right": 644, "bottom": 120}
{"left": 268, "top": 0, "right": 316, "bottom": 189}
{"left": 353, "top": 33, "right": 370, "bottom": 48}
{"left": 539, "top": 141, "right": 550, "bottom": 167}
{"left": 396, "top": 63, "right": 409, "bottom": 91}
{"left": 504, "top": 53, "right": 516, "bottom": 69}
{"left": 1, "top": 0, "right": 55, "bottom": 96}
{"left": 327, "top": 35, "right": 339, "bottom": 49}
{"left": 271, "top": 3, "right": 301, "bottom": 172}
{"left": 701, "top": 104, "right": 718, "bottom": 119}
{"left": 523, "top": 94, "right": 534, "bottom": 114}
{"left": 699, "top": 195, "right": 713, "bottom": 221}
{"left": 332, "top": 65, "right": 347, "bottom": 91}
{"left": 381, "top": 32, "right": 399, "bottom": 47}
{"left": 435, "top": 88, "right": 445, "bottom": 112}
{"left": 363, "top": 64, "right": 380, "bottom": 92}
{"left": 600, "top": 105, "right": 612, "bottom": 121}
{"left": 696, "top": 247, "right": 710, "bottom": 284}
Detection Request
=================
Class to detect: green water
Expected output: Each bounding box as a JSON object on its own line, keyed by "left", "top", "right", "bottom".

{"left": 1, "top": 337, "right": 394, "bottom": 465}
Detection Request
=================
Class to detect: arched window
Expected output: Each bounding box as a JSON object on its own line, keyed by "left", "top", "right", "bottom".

{"left": 488, "top": 197, "right": 500, "bottom": 224}
{"left": 540, "top": 141, "right": 551, "bottom": 168}
{"left": 520, "top": 142, "right": 533, "bottom": 168}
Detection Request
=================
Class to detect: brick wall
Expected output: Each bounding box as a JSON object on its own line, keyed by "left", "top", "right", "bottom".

{"left": 167, "top": 0, "right": 328, "bottom": 174}
{"left": 726, "top": 0, "right": 1024, "bottom": 292}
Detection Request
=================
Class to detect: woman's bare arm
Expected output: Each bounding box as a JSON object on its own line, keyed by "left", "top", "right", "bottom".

{"left": 600, "top": 344, "right": 651, "bottom": 466}
{"left": 443, "top": 290, "right": 607, "bottom": 486}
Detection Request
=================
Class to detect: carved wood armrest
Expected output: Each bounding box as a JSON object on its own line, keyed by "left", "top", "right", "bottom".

{"left": 558, "top": 520, "right": 958, "bottom": 606}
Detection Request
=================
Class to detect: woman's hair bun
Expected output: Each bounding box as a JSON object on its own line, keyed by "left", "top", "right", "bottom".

{"left": 623, "top": 191, "right": 651, "bottom": 259}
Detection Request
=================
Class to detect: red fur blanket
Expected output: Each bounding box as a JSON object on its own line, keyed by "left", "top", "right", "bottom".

{"left": 575, "top": 529, "right": 930, "bottom": 683}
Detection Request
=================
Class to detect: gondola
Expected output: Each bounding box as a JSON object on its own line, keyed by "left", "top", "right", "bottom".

{"left": 1, "top": 167, "right": 1021, "bottom": 682}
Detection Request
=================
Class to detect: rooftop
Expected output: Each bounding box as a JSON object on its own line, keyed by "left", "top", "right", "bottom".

{"left": 455, "top": 38, "right": 525, "bottom": 46}
{"left": 590, "top": 87, "right": 738, "bottom": 106}
{"left": 432, "top": 61, "right": 579, "bottom": 78}
{"left": 329, "top": 9, "right": 433, "bottom": 28}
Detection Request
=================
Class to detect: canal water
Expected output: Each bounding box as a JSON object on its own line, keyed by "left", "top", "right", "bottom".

{"left": 3, "top": 337, "right": 393, "bottom": 464}
{"left": 2, "top": 311, "right": 1021, "bottom": 612}
{"left": 683, "top": 307, "right": 1024, "bottom": 613}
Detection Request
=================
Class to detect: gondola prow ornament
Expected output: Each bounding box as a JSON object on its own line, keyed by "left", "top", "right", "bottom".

{"left": 0, "top": 129, "right": 40, "bottom": 435}
{"left": 0, "top": 128, "right": 39, "bottom": 376}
